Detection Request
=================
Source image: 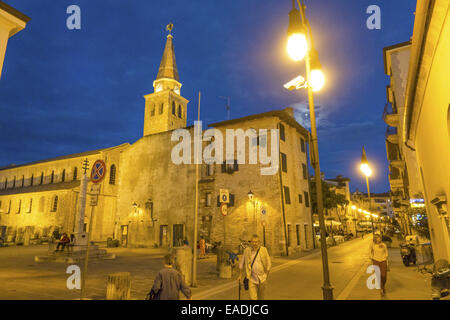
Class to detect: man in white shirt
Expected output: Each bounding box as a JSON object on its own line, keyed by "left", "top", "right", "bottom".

{"left": 239, "top": 234, "right": 271, "bottom": 300}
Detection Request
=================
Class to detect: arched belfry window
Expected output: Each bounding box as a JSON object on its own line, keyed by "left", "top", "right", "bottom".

{"left": 30, "top": 174, "right": 34, "bottom": 186}
{"left": 13, "top": 176, "right": 16, "bottom": 188}
{"left": 61, "top": 169, "right": 66, "bottom": 182}
{"left": 172, "top": 102, "right": 176, "bottom": 115}
{"left": 50, "top": 171, "right": 54, "bottom": 183}
{"left": 40, "top": 172, "right": 44, "bottom": 185}
{"left": 21, "top": 175, "right": 24, "bottom": 187}
{"left": 109, "top": 164, "right": 116, "bottom": 185}
{"left": 4, "top": 178, "right": 7, "bottom": 189}
{"left": 178, "top": 105, "right": 182, "bottom": 118}
{"left": 51, "top": 195, "right": 58, "bottom": 212}
{"left": 159, "top": 103, "right": 164, "bottom": 114}
{"left": 151, "top": 104, "right": 155, "bottom": 116}
{"left": 73, "top": 167, "right": 78, "bottom": 180}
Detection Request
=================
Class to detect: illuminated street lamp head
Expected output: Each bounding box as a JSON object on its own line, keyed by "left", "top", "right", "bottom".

{"left": 248, "top": 190, "right": 254, "bottom": 201}
{"left": 309, "top": 49, "right": 325, "bottom": 92}
{"left": 360, "top": 147, "right": 372, "bottom": 177}
{"left": 358, "top": 208, "right": 362, "bottom": 213}
{"left": 351, "top": 205, "right": 356, "bottom": 210}
{"left": 287, "top": 2, "right": 307, "bottom": 62}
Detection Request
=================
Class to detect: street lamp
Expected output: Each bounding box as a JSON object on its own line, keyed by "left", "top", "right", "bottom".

{"left": 360, "top": 147, "right": 375, "bottom": 235}
{"left": 284, "top": 0, "right": 332, "bottom": 300}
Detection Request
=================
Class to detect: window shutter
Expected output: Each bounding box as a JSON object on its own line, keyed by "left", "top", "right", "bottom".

{"left": 229, "top": 194, "right": 235, "bottom": 207}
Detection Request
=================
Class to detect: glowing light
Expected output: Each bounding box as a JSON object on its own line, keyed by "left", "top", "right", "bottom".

{"left": 310, "top": 69, "right": 325, "bottom": 92}
{"left": 287, "top": 33, "right": 308, "bottom": 62}
{"left": 360, "top": 163, "right": 372, "bottom": 177}
{"left": 351, "top": 205, "right": 356, "bottom": 210}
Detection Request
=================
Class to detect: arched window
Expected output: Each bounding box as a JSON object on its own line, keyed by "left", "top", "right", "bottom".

{"left": 21, "top": 175, "right": 24, "bottom": 187}
{"left": 151, "top": 104, "right": 155, "bottom": 116}
{"left": 172, "top": 101, "right": 176, "bottom": 115}
{"left": 50, "top": 171, "right": 54, "bottom": 184}
{"left": 178, "top": 105, "right": 182, "bottom": 118}
{"left": 109, "top": 164, "right": 116, "bottom": 185}
{"left": 73, "top": 167, "right": 78, "bottom": 180}
{"left": 13, "top": 176, "right": 16, "bottom": 188}
{"left": 4, "top": 178, "right": 7, "bottom": 189}
{"left": 38, "top": 197, "right": 45, "bottom": 213}
{"left": 51, "top": 195, "right": 58, "bottom": 212}
{"left": 40, "top": 172, "right": 44, "bottom": 185}
{"left": 30, "top": 174, "right": 34, "bottom": 186}
{"left": 61, "top": 169, "right": 66, "bottom": 182}
{"left": 159, "top": 103, "right": 164, "bottom": 114}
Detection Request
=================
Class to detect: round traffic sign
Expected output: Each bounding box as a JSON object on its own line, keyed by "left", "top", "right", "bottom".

{"left": 220, "top": 203, "right": 228, "bottom": 216}
{"left": 90, "top": 160, "right": 107, "bottom": 183}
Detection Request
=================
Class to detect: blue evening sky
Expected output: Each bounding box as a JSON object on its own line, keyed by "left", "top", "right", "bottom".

{"left": 0, "top": 0, "right": 417, "bottom": 192}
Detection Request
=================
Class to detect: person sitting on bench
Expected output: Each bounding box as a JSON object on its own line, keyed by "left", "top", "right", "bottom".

{"left": 55, "top": 233, "right": 70, "bottom": 252}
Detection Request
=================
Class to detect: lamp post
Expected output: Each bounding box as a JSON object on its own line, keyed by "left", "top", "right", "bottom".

{"left": 360, "top": 147, "right": 375, "bottom": 236}
{"left": 248, "top": 190, "right": 257, "bottom": 235}
{"left": 284, "top": 0, "right": 332, "bottom": 300}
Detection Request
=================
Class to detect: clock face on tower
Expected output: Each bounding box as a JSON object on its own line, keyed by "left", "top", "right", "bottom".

{"left": 155, "top": 83, "right": 163, "bottom": 93}
{"left": 174, "top": 85, "right": 180, "bottom": 95}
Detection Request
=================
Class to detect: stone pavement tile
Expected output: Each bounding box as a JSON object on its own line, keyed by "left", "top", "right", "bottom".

{"left": 345, "top": 246, "right": 432, "bottom": 300}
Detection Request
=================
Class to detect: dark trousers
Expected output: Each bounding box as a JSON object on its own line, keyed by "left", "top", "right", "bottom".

{"left": 56, "top": 242, "right": 67, "bottom": 251}
{"left": 372, "top": 259, "right": 387, "bottom": 290}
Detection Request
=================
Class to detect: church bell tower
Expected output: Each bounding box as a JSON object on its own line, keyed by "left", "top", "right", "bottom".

{"left": 143, "top": 24, "right": 189, "bottom": 136}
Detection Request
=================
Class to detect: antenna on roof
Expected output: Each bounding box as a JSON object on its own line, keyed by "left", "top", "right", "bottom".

{"left": 219, "top": 96, "right": 230, "bottom": 120}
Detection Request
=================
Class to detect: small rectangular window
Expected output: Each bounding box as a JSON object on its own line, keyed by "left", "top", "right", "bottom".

{"left": 298, "top": 194, "right": 303, "bottom": 204}
{"left": 279, "top": 123, "right": 285, "bottom": 141}
{"left": 304, "top": 191, "right": 310, "bottom": 208}
{"left": 296, "top": 225, "right": 301, "bottom": 246}
{"left": 300, "top": 138, "right": 306, "bottom": 153}
{"left": 302, "top": 163, "right": 307, "bottom": 179}
{"left": 205, "top": 192, "right": 212, "bottom": 207}
{"left": 281, "top": 153, "right": 287, "bottom": 173}
{"left": 284, "top": 186, "right": 291, "bottom": 204}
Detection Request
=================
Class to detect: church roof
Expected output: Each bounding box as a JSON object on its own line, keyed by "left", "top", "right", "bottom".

{"left": 208, "top": 108, "right": 311, "bottom": 139}
{"left": 156, "top": 35, "right": 179, "bottom": 81}
{"left": 0, "top": 143, "right": 129, "bottom": 172}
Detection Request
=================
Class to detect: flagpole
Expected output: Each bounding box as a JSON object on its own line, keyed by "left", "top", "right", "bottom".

{"left": 192, "top": 91, "right": 201, "bottom": 287}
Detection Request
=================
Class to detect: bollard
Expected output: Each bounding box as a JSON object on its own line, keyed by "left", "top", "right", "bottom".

{"left": 173, "top": 246, "right": 192, "bottom": 285}
{"left": 106, "top": 272, "right": 131, "bottom": 300}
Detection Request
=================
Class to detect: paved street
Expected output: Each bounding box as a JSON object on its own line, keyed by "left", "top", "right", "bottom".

{"left": 193, "top": 236, "right": 432, "bottom": 300}
{"left": 0, "top": 236, "right": 433, "bottom": 300}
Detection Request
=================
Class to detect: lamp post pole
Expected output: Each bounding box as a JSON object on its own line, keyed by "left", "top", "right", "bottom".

{"left": 365, "top": 176, "right": 374, "bottom": 236}
{"left": 297, "top": 0, "right": 333, "bottom": 300}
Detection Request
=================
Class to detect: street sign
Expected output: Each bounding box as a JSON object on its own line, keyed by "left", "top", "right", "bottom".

{"left": 89, "top": 195, "right": 98, "bottom": 206}
{"left": 220, "top": 203, "right": 228, "bottom": 216}
{"left": 219, "top": 189, "right": 229, "bottom": 203}
{"left": 90, "top": 184, "right": 100, "bottom": 195}
{"left": 90, "top": 160, "right": 107, "bottom": 183}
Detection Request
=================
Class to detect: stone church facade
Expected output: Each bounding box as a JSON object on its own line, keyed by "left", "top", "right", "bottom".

{"left": 0, "top": 31, "right": 313, "bottom": 255}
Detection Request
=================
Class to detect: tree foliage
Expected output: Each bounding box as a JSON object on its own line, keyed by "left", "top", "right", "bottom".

{"left": 309, "top": 180, "right": 349, "bottom": 215}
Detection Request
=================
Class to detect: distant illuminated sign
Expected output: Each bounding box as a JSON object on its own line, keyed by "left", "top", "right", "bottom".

{"left": 410, "top": 198, "right": 425, "bottom": 208}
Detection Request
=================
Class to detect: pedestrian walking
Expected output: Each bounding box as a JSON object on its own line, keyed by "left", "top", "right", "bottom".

{"left": 369, "top": 233, "right": 389, "bottom": 296}
{"left": 199, "top": 236, "right": 206, "bottom": 259}
{"left": 239, "top": 234, "right": 271, "bottom": 300}
{"left": 148, "top": 254, "right": 192, "bottom": 300}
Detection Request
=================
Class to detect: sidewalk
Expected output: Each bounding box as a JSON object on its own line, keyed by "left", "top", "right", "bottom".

{"left": 344, "top": 245, "right": 433, "bottom": 300}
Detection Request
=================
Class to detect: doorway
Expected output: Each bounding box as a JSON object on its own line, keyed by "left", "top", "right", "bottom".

{"left": 173, "top": 224, "right": 184, "bottom": 247}
{"left": 160, "top": 225, "right": 169, "bottom": 247}
{"left": 120, "top": 225, "right": 128, "bottom": 247}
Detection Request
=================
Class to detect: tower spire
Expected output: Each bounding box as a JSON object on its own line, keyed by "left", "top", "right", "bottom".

{"left": 156, "top": 23, "right": 179, "bottom": 81}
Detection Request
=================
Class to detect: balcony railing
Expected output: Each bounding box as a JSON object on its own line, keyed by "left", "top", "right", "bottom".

{"left": 385, "top": 126, "right": 399, "bottom": 143}
{"left": 383, "top": 104, "right": 399, "bottom": 127}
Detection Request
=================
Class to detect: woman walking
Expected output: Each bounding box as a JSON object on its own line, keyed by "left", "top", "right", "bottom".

{"left": 369, "top": 234, "right": 389, "bottom": 296}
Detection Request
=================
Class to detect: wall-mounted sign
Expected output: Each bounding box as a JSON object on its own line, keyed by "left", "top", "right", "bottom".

{"left": 90, "top": 160, "right": 107, "bottom": 184}
{"left": 410, "top": 198, "right": 425, "bottom": 208}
